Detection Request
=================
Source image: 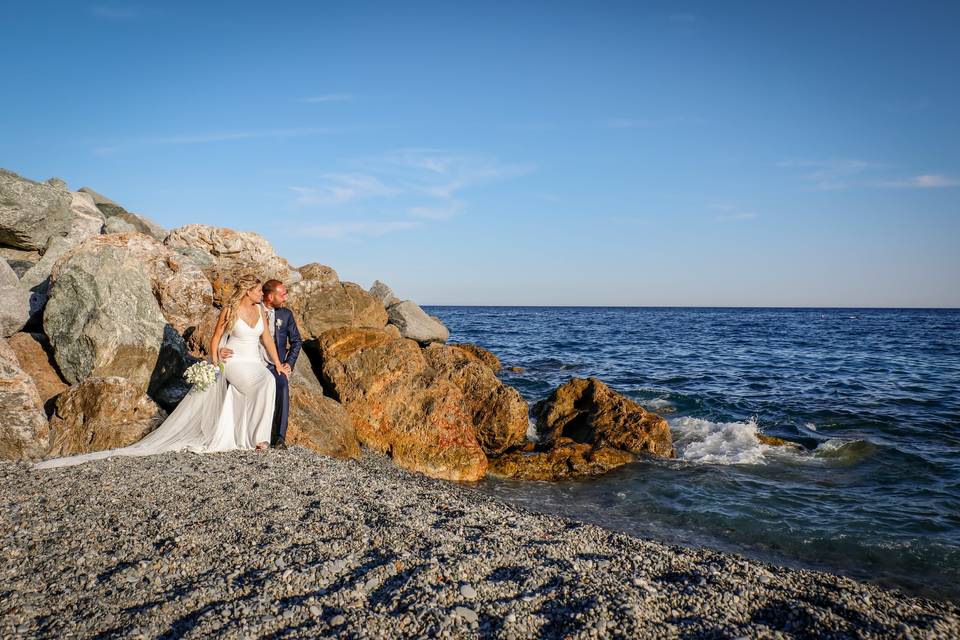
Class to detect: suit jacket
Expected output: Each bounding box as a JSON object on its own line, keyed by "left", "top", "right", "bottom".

{"left": 259, "top": 304, "right": 303, "bottom": 371}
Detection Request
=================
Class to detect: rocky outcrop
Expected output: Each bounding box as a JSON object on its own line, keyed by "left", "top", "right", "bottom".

{"left": 147, "top": 326, "right": 197, "bottom": 410}
{"left": 451, "top": 342, "right": 502, "bottom": 372}
{"left": 44, "top": 236, "right": 168, "bottom": 392}
{"left": 757, "top": 433, "right": 804, "bottom": 449}
{"left": 0, "top": 258, "right": 29, "bottom": 336}
{"left": 298, "top": 263, "right": 338, "bottom": 284}
{"left": 423, "top": 343, "right": 527, "bottom": 456}
{"left": 387, "top": 300, "right": 449, "bottom": 344}
{"left": 533, "top": 377, "right": 675, "bottom": 457}
{"left": 0, "top": 169, "right": 73, "bottom": 250}
{"left": 489, "top": 377, "right": 674, "bottom": 480}
{"left": 46, "top": 377, "right": 166, "bottom": 456}
{"left": 488, "top": 439, "right": 635, "bottom": 481}
{"left": 50, "top": 233, "right": 213, "bottom": 336}
{"left": 18, "top": 191, "right": 107, "bottom": 323}
{"left": 287, "top": 281, "right": 388, "bottom": 340}
{"left": 0, "top": 337, "right": 50, "bottom": 459}
{"left": 316, "top": 327, "right": 487, "bottom": 481}
{"left": 164, "top": 224, "right": 297, "bottom": 305}
{"left": 368, "top": 279, "right": 400, "bottom": 307}
{"left": 5, "top": 332, "right": 68, "bottom": 413}
{"left": 79, "top": 187, "right": 166, "bottom": 241}
{"left": 286, "top": 364, "right": 360, "bottom": 459}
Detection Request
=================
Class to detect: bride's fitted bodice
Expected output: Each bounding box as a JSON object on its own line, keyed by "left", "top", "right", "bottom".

{"left": 224, "top": 313, "right": 265, "bottom": 362}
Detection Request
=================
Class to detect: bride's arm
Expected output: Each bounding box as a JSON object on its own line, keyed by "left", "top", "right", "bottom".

{"left": 210, "top": 309, "right": 229, "bottom": 365}
{"left": 259, "top": 306, "right": 287, "bottom": 376}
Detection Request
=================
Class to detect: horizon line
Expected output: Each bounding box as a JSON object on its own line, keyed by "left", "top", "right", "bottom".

{"left": 416, "top": 304, "right": 960, "bottom": 310}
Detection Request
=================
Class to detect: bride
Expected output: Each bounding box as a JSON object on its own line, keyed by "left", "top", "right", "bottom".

{"left": 35, "top": 275, "right": 289, "bottom": 469}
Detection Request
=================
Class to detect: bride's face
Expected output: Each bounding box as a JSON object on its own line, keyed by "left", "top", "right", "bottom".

{"left": 245, "top": 284, "right": 263, "bottom": 303}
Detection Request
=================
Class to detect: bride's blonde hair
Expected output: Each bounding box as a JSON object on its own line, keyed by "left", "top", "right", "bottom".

{"left": 222, "top": 274, "right": 262, "bottom": 332}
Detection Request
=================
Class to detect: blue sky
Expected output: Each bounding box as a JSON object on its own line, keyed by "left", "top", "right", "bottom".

{"left": 2, "top": 1, "right": 958, "bottom": 307}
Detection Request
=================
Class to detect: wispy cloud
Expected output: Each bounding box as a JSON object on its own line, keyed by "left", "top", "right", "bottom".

{"left": 289, "top": 148, "right": 535, "bottom": 239}
{"left": 91, "top": 127, "right": 349, "bottom": 155}
{"left": 301, "top": 220, "right": 421, "bottom": 240}
{"left": 290, "top": 174, "right": 398, "bottom": 206}
{"left": 709, "top": 202, "right": 758, "bottom": 223}
{"left": 90, "top": 5, "right": 153, "bottom": 20}
{"left": 874, "top": 174, "right": 960, "bottom": 189}
{"left": 300, "top": 93, "right": 353, "bottom": 103}
{"left": 776, "top": 157, "right": 878, "bottom": 190}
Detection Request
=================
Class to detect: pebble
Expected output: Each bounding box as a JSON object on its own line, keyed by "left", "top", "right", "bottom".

{"left": 0, "top": 448, "right": 956, "bottom": 639}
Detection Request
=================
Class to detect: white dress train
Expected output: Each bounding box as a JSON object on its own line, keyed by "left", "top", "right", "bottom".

{"left": 35, "top": 313, "right": 276, "bottom": 469}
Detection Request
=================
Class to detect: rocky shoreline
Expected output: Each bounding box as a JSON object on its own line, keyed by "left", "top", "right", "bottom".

{"left": 3, "top": 448, "right": 958, "bottom": 639}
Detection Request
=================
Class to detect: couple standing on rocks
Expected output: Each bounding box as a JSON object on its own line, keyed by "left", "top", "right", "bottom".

{"left": 35, "top": 275, "right": 303, "bottom": 469}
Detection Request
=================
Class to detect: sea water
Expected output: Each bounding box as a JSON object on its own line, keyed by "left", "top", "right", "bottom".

{"left": 423, "top": 306, "right": 960, "bottom": 602}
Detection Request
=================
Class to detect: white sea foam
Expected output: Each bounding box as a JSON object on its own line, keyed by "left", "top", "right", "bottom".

{"left": 669, "top": 416, "right": 771, "bottom": 465}
{"left": 525, "top": 418, "right": 539, "bottom": 442}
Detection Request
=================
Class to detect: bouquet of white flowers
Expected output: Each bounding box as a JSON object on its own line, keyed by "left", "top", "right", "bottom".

{"left": 183, "top": 361, "right": 223, "bottom": 393}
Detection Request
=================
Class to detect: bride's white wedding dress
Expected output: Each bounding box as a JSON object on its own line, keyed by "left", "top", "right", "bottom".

{"left": 35, "top": 313, "right": 276, "bottom": 469}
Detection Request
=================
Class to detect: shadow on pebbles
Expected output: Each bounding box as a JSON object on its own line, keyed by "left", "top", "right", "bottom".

{"left": 1, "top": 448, "right": 958, "bottom": 639}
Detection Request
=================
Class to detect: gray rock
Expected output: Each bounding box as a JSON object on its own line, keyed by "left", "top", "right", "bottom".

{"left": 368, "top": 280, "right": 401, "bottom": 308}
{"left": 78, "top": 186, "right": 118, "bottom": 207}
{"left": 0, "top": 247, "right": 40, "bottom": 277}
{"left": 453, "top": 606, "right": 478, "bottom": 623}
{"left": 387, "top": 300, "right": 449, "bottom": 344}
{"left": 43, "top": 239, "right": 166, "bottom": 393}
{"left": 103, "top": 217, "right": 137, "bottom": 234}
{"left": 0, "top": 259, "right": 29, "bottom": 337}
{"left": 0, "top": 168, "right": 73, "bottom": 250}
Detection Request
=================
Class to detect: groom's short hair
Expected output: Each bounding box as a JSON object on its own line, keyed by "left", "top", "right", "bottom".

{"left": 262, "top": 279, "right": 284, "bottom": 295}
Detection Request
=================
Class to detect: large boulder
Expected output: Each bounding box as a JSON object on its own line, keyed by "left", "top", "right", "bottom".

{"left": 50, "top": 233, "right": 213, "bottom": 336}
{"left": 0, "top": 247, "right": 40, "bottom": 277}
{"left": 0, "top": 169, "right": 73, "bottom": 250}
{"left": 423, "top": 343, "right": 528, "bottom": 456}
{"left": 164, "top": 224, "right": 297, "bottom": 305}
{"left": 5, "top": 332, "right": 68, "bottom": 414}
{"left": 286, "top": 280, "right": 387, "bottom": 341}
{"left": 387, "top": 300, "right": 449, "bottom": 344}
{"left": 147, "top": 325, "right": 197, "bottom": 410}
{"left": 317, "top": 327, "right": 487, "bottom": 481}
{"left": 79, "top": 186, "right": 166, "bottom": 242}
{"left": 451, "top": 342, "right": 502, "bottom": 372}
{"left": 489, "top": 377, "right": 675, "bottom": 481}
{"left": 0, "top": 337, "right": 50, "bottom": 459}
{"left": 285, "top": 364, "right": 360, "bottom": 459}
{"left": 298, "top": 262, "right": 339, "bottom": 284}
{"left": 533, "top": 377, "right": 675, "bottom": 457}
{"left": 18, "top": 191, "right": 106, "bottom": 323}
{"left": 0, "top": 258, "right": 29, "bottom": 336}
{"left": 44, "top": 236, "right": 168, "bottom": 392}
{"left": 46, "top": 377, "right": 166, "bottom": 456}
{"left": 368, "top": 279, "right": 400, "bottom": 308}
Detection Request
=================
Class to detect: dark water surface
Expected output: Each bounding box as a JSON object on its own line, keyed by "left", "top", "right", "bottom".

{"left": 423, "top": 306, "right": 960, "bottom": 602}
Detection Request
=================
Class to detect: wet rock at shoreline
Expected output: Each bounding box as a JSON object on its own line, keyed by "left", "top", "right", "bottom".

{"left": 488, "top": 438, "right": 636, "bottom": 480}
{"left": 423, "top": 343, "right": 527, "bottom": 456}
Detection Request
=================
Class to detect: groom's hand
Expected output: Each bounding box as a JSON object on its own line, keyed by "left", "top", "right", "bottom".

{"left": 218, "top": 347, "right": 234, "bottom": 360}
{"left": 279, "top": 363, "right": 292, "bottom": 376}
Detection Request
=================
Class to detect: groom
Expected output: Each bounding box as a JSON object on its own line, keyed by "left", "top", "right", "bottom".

{"left": 260, "top": 279, "right": 303, "bottom": 449}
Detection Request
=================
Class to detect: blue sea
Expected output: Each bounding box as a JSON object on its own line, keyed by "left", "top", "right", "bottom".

{"left": 423, "top": 306, "right": 960, "bottom": 602}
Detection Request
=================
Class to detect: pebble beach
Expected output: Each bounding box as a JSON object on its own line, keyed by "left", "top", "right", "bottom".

{"left": 2, "top": 447, "right": 958, "bottom": 639}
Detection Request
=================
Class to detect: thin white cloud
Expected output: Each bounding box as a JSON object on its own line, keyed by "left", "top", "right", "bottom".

{"left": 776, "top": 157, "right": 877, "bottom": 190}
{"left": 301, "top": 220, "right": 420, "bottom": 239}
{"left": 300, "top": 94, "right": 353, "bottom": 103}
{"left": 90, "top": 127, "right": 350, "bottom": 155}
{"left": 874, "top": 174, "right": 960, "bottom": 189}
{"left": 407, "top": 202, "right": 464, "bottom": 220}
{"left": 290, "top": 174, "right": 398, "bottom": 206}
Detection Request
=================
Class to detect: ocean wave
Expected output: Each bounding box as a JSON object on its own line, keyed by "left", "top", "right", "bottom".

{"left": 669, "top": 416, "right": 871, "bottom": 466}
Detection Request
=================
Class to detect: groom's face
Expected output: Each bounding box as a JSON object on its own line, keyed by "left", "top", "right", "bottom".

{"left": 266, "top": 284, "right": 288, "bottom": 308}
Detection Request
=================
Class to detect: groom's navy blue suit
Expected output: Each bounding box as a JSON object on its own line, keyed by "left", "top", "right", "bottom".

{"left": 265, "top": 306, "right": 302, "bottom": 444}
